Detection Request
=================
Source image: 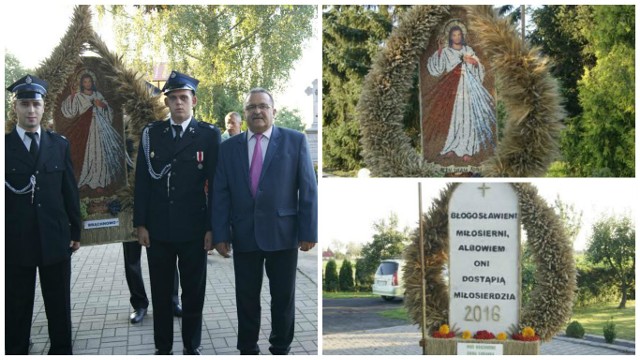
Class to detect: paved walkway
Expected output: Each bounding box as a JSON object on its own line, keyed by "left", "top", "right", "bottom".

{"left": 322, "top": 324, "right": 634, "bottom": 355}
{"left": 29, "top": 243, "right": 318, "bottom": 355}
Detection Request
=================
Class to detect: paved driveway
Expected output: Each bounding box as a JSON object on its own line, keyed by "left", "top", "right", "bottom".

{"left": 323, "top": 297, "right": 410, "bottom": 334}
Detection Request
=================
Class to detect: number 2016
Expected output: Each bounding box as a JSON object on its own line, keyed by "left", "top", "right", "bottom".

{"left": 464, "top": 305, "right": 500, "bottom": 322}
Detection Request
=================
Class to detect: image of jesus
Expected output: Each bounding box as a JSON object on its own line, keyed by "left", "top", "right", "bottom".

{"left": 61, "top": 72, "right": 124, "bottom": 190}
{"left": 425, "top": 24, "right": 496, "bottom": 163}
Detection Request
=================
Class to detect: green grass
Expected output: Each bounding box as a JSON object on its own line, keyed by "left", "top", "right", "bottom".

{"left": 323, "top": 291, "right": 377, "bottom": 299}
{"left": 569, "top": 300, "right": 635, "bottom": 340}
{"left": 379, "top": 306, "right": 410, "bottom": 321}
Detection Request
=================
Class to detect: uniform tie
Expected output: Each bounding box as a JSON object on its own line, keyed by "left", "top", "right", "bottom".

{"left": 172, "top": 125, "right": 182, "bottom": 143}
{"left": 25, "top": 132, "right": 39, "bottom": 159}
{"left": 249, "top": 133, "right": 263, "bottom": 198}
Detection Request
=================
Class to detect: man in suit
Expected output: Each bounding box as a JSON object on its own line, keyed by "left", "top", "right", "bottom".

{"left": 212, "top": 88, "right": 318, "bottom": 355}
{"left": 134, "top": 71, "right": 220, "bottom": 355}
{"left": 5, "top": 74, "right": 81, "bottom": 354}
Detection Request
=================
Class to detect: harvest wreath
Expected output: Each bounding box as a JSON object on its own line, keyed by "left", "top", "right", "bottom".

{"left": 403, "top": 183, "right": 576, "bottom": 342}
{"left": 357, "top": 5, "right": 565, "bottom": 177}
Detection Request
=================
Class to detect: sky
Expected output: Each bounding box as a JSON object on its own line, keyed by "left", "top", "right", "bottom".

{"left": 320, "top": 178, "right": 637, "bottom": 253}
{"left": 1, "top": 3, "right": 320, "bottom": 128}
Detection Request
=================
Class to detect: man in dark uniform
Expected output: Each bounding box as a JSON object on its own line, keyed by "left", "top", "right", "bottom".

{"left": 123, "top": 240, "right": 182, "bottom": 323}
{"left": 124, "top": 83, "right": 182, "bottom": 325}
{"left": 134, "top": 71, "right": 220, "bottom": 355}
{"left": 5, "top": 74, "right": 81, "bottom": 354}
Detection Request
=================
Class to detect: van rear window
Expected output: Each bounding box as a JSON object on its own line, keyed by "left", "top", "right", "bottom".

{"left": 377, "top": 262, "right": 399, "bottom": 275}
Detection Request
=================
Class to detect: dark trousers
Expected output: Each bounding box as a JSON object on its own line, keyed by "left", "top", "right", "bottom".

{"left": 5, "top": 259, "right": 72, "bottom": 355}
{"left": 233, "top": 249, "right": 298, "bottom": 355}
{"left": 122, "top": 241, "right": 180, "bottom": 309}
{"left": 147, "top": 239, "right": 206, "bottom": 352}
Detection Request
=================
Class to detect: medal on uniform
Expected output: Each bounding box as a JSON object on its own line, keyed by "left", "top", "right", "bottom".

{"left": 197, "top": 151, "right": 204, "bottom": 169}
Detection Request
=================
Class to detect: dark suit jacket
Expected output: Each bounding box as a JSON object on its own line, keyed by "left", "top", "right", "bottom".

{"left": 5, "top": 129, "right": 81, "bottom": 266}
{"left": 212, "top": 126, "right": 318, "bottom": 252}
{"left": 133, "top": 118, "right": 220, "bottom": 242}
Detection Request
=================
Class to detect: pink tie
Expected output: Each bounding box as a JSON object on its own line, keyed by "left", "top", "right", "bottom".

{"left": 249, "top": 133, "right": 263, "bottom": 197}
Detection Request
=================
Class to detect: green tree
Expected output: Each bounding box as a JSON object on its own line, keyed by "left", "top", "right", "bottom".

{"left": 575, "top": 255, "right": 619, "bottom": 307}
{"left": 274, "top": 107, "right": 305, "bottom": 131}
{"left": 322, "top": 6, "right": 397, "bottom": 172}
{"left": 586, "top": 214, "right": 635, "bottom": 308}
{"left": 4, "top": 52, "right": 30, "bottom": 123}
{"left": 102, "top": 5, "right": 315, "bottom": 127}
{"left": 553, "top": 195, "right": 583, "bottom": 244}
{"left": 359, "top": 212, "right": 409, "bottom": 283}
{"left": 529, "top": 6, "right": 595, "bottom": 119}
{"left": 557, "top": 6, "right": 635, "bottom": 176}
{"left": 338, "top": 259, "right": 355, "bottom": 291}
{"left": 324, "top": 259, "right": 339, "bottom": 292}
{"left": 355, "top": 258, "right": 373, "bottom": 292}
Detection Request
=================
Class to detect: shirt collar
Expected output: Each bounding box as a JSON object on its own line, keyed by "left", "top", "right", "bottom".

{"left": 170, "top": 118, "right": 191, "bottom": 133}
{"left": 247, "top": 125, "right": 273, "bottom": 141}
{"left": 17, "top": 125, "right": 41, "bottom": 140}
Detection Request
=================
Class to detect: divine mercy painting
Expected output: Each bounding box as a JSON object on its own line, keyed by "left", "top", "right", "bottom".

{"left": 54, "top": 58, "right": 126, "bottom": 200}
{"left": 420, "top": 15, "right": 497, "bottom": 173}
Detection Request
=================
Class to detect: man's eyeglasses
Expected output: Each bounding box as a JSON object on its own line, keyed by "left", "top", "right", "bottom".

{"left": 244, "top": 104, "right": 271, "bottom": 112}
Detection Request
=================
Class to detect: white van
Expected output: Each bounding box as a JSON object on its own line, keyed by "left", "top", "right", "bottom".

{"left": 372, "top": 259, "right": 405, "bottom": 301}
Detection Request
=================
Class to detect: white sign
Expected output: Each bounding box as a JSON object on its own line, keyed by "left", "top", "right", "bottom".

{"left": 84, "top": 218, "right": 120, "bottom": 230}
{"left": 448, "top": 183, "right": 520, "bottom": 335}
{"left": 457, "top": 343, "right": 504, "bottom": 355}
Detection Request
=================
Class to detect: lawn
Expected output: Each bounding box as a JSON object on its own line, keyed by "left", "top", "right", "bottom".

{"left": 323, "top": 291, "right": 377, "bottom": 299}
{"left": 379, "top": 306, "right": 410, "bottom": 321}
{"left": 569, "top": 300, "right": 635, "bottom": 340}
{"left": 376, "top": 301, "right": 636, "bottom": 341}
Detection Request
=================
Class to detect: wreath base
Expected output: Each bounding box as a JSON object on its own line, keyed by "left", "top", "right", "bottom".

{"left": 424, "top": 337, "right": 540, "bottom": 355}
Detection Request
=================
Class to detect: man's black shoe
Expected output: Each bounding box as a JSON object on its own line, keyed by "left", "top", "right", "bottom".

{"left": 154, "top": 349, "right": 173, "bottom": 355}
{"left": 183, "top": 347, "right": 202, "bottom": 355}
{"left": 130, "top": 308, "right": 147, "bottom": 324}
{"left": 173, "top": 304, "right": 183, "bottom": 317}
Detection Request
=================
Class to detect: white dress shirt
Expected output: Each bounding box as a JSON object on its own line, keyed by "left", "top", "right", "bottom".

{"left": 16, "top": 125, "right": 41, "bottom": 151}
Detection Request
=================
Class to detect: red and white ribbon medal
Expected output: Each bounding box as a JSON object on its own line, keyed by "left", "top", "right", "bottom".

{"left": 197, "top": 151, "right": 204, "bottom": 169}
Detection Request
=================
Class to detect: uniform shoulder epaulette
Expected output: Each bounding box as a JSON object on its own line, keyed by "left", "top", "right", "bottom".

{"left": 198, "top": 121, "right": 218, "bottom": 131}
{"left": 144, "top": 120, "right": 164, "bottom": 129}
{"left": 47, "top": 129, "right": 69, "bottom": 142}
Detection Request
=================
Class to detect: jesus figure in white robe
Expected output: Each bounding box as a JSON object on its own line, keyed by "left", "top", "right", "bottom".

{"left": 61, "top": 73, "right": 124, "bottom": 190}
{"left": 426, "top": 25, "right": 496, "bottom": 162}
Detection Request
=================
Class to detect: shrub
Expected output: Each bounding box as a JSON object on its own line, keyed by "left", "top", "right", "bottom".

{"left": 355, "top": 258, "right": 373, "bottom": 292}
{"left": 603, "top": 318, "right": 616, "bottom": 344}
{"left": 324, "top": 259, "right": 339, "bottom": 292}
{"left": 339, "top": 259, "right": 355, "bottom": 291}
{"left": 565, "top": 321, "right": 585, "bottom": 338}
